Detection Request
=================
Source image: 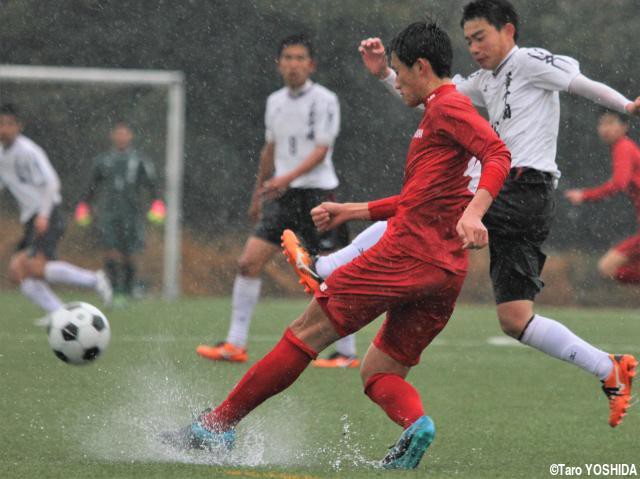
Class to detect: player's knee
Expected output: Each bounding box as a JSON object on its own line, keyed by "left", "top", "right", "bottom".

{"left": 8, "top": 257, "right": 26, "bottom": 284}
{"left": 597, "top": 257, "right": 617, "bottom": 279}
{"left": 25, "top": 256, "right": 46, "bottom": 279}
{"left": 237, "top": 258, "right": 260, "bottom": 277}
{"left": 497, "top": 314, "right": 526, "bottom": 338}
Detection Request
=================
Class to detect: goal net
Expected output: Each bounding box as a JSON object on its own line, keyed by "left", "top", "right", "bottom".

{"left": 0, "top": 65, "right": 185, "bottom": 300}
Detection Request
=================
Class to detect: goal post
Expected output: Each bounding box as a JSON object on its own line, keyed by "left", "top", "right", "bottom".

{"left": 0, "top": 64, "right": 186, "bottom": 300}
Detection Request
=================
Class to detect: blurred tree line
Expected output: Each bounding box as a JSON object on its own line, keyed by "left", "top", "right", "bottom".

{"left": 0, "top": 0, "right": 638, "bottom": 254}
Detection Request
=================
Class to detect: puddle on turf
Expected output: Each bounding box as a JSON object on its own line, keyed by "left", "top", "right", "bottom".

{"left": 72, "top": 363, "right": 379, "bottom": 469}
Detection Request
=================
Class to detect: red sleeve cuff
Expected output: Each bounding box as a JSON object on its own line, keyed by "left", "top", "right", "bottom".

{"left": 368, "top": 195, "right": 400, "bottom": 221}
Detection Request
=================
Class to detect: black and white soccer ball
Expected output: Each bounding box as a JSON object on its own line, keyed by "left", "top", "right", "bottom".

{"left": 47, "top": 302, "right": 111, "bottom": 365}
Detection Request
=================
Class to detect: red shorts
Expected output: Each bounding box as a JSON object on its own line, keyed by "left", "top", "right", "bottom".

{"left": 614, "top": 233, "right": 640, "bottom": 260}
{"left": 315, "top": 242, "right": 465, "bottom": 367}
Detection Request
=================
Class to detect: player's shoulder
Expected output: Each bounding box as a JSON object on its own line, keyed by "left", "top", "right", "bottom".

{"left": 267, "top": 86, "right": 289, "bottom": 104}
{"left": 310, "top": 82, "right": 338, "bottom": 101}
{"left": 15, "top": 135, "right": 47, "bottom": 157}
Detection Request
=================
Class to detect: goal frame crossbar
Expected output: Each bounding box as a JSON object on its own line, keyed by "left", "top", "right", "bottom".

{"left": 0, "top": 64, "right": 186, "bottom": 300}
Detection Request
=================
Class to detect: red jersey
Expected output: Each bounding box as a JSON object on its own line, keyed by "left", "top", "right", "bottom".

{"left": 367, "top": 84, "right": 511, "bottom": 274}
{"left": 582, "top": 136, "right": 640, "bottom": 224}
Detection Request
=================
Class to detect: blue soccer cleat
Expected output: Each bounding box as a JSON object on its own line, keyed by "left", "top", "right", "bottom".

{"left": 161, "top": 417, "right": 235, "bottom": 452}
{"left": 381, "top": 415, "right": 435, "bottom": 469}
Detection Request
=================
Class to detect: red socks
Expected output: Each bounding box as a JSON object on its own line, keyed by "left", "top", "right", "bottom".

{"left": 364, "top": 373, "right": 425, "bottom": 429}
{"left": 203, "top": 328, "right": 317, "bottom": 431}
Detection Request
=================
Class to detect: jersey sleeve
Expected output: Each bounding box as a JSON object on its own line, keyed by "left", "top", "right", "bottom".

{"left": 29, "top": 147, "right": 60, "bottom": 217}
{"left": 582, "top": 141, "right": 636, "bottom": 201}
{"left": 314, "top": 92, "right": 340, "bottom": 146}
{"left": 519, "top": 48, "right": 581, "bottom": 92}
{"left": 368, "top": 194, "right": 400, "bottom": 220}
{"left": 264, "top": 96, "right": 275, "bottom": 143}
{"left": 452, "top": 71, "right": 486, "bottom": 107}
{"left": 435, "top": 98, "right": 511, "bottom": 198}
{"left": 140, "top": 155, "right": 160, "bottom": 197}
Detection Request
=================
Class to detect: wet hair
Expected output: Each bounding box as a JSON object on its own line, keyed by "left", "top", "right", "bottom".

{"left": 111, "top": 120, "right": 132, "bottom": 131}
{"left": 0, "top": 103, "right": 20, "bottom": 120}
{"left": 389, "top": 20, "right": 453, "bottom": 78}
{"left": 461, "top": 0, "right": 519, "bottom": 42}
{"left": 277, "top": 33, "right": 314, "bottom": 59}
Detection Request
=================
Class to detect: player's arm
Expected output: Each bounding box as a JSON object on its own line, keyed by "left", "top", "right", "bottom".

{"left": 31, "top": 150, "right": 61, "bottom": 234}
{"left": 312, "top": 194, "right": 399, "bottom": 233}
{"left": 261, "top": 145, "right": 329, "bottom": 197}
{"left": 248, "top": 142, "right": 275, "bottom": 222}
{"left": 568, "top": 75, "right": 639, "bottom": 116}
{"left": 565, "top": 145, "right": 634, "bottom": 205}
{"left": 140, "top": 157, "right": 166, "bottom": 224}
{"left": 436, "top": 100, "right": 511, "bottom": 249}
{"left": 74, "top": 158, "right": 104, "bottom": 226}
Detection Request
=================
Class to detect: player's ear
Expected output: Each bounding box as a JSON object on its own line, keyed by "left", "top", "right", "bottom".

{"left": 503, "top": 23, "right": 516, "bottom": 40}
{"left": 415, "top": 58, "right": 433, "bottom": 77}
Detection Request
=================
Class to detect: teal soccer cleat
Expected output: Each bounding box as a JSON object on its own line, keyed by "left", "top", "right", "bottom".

{"left": 381, "top": 415, "right": 435, "bottom": 469}
{"left": 161, "top": 420, "right": 235, "bottom": 453}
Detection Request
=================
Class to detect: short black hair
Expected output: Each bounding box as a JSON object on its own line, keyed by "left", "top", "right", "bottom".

{"left": 389, "top": 20, "right": 453, "bottom": 78}
{"left": 0, "top": 103, "right": 20, "bottom": 120}
{"left": 278, "top": 33, "right": 314, "bottom": 59}
{"left": 461, "top": 0, "right": 519, "bottom": 42}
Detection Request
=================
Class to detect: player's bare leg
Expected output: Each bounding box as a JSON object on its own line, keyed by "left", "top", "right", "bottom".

{"left": 9, "top": 251, "right": 62, "bottom": 313}
{"left": 196, "top": 236, "right": 279, "bottom": 362}
{"left": 500, "top": 299, "right": 637, "bottom": 427}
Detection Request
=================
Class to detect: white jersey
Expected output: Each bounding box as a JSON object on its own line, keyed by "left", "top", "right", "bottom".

{"left": 265, "top": 80, "right": 340, "bottom": 189}
{"left": 453, "top": 46, "right": 581, "bottom": 178}
{"left": 0, "top": 134, "right": 61, "bottom": 223}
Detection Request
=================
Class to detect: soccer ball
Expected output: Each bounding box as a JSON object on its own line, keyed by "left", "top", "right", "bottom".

{"left": 47, "top": 302, "right": 111, "bottom": 365}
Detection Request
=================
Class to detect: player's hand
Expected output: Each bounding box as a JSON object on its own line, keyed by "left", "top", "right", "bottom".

{"left": 358, "top": 37, "right": 390, "bottom": 79}
{"left": 35, "top": 214, "right": 49, "bottom": 236}
{"left": 74, "top": 202, "right": 92, "bottom": 226}
{"left": 456, "top": 211, "right": 488, "bottom": 250}
{"left": 625, "top": 96, "right": 640, "bottom": 116}
{"left": 311, "top": 202, "right": 348, "bottom": 232}
{"left": 564, "top": 189, "right": 584, "bottom": 205}
{"left": 147, "top": 199, "right": 166, "bottom": 225}
{"left": 260, "top": 176, "right": 289, "bottom": 200}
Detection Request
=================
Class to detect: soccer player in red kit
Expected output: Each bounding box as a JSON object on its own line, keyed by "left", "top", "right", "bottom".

{"left": 566, "top": 112, "right": 640, "bottom": 284}
{"left": 163, "top": 21, "right": 511, "bottom": 469}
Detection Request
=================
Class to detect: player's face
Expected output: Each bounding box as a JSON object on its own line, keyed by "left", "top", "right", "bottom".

{"left": 277, "top": 44, "right": 315, "bottom": 89}
{"left": 111, "top": 126, "right": 133, "bottom": 151}
{"left": 463, "top": 18, "right": 515, "bottom": 71}
{"left": 597, "top": 114, "right": 627, "bottom": 144}
{"left": 0, "top": 114, "right": 21, "bottom": 147}
{"left": 390, "top": 53, "right": 425, "bottom": 108}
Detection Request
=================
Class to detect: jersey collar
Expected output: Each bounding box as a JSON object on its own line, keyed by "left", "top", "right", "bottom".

{"left": 492, "top": 45, "right": 519, "bottom": 77}
{"left": 423, "top": 83, "right": 457, "bottom": 108}
{"left": 288, "top": 80, "right": 313, "bottom": 98}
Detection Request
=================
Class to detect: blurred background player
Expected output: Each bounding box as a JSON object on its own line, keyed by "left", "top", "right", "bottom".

{"left": 288, "top": 0, "right": 639, "bottom": 427}
{"left": 0, "top": 103, "right": 112, "bottom": 314}
{"left": 75, "top": 121, "right": 165, "bottom": 306}
{"left": 195, "top": 34, "right": 356, "bottom": 367}
{"left": 565, "top": 111, "right": 640, "bottom": 285}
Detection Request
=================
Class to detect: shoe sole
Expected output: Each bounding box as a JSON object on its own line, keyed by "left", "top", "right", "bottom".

{"left": 281, "top": 230, "right": 320, "bottom": 295}
{"left": 383, "top": 416, "right": 435, "bottom": 469}
{"left": 313, "top": 360, "right": 361, "bottom": 369}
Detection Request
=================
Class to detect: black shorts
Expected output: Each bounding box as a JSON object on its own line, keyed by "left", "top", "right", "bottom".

{"left": 254, "top": 188, "right": 349, "bottom": 254}
{"left": 16, "top": 206, "right": 66, "bottom": 260}
{"left": 483, "top": 168, "right": 556, "bottom": 304}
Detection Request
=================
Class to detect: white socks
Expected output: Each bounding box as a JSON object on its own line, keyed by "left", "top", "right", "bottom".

{"left": 335, "top": 334, "right": 357, "bottom": 357}
{"left": 315, "top": 221, "right": 387, "bottom": 278}
{"left": 226, "top": 275, "right": 262, "bottom": 347}
{"left": 20, "top": 278, "right": 63, "bottom": 312}
{"left": 44, "top": 261, "right": 97, "bottom": 289}
{"left": 520, "top": 314, "right": 613, "bottom": 380}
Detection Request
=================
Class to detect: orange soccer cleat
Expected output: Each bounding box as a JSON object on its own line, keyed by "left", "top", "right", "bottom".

{"left": 313, "top": 352, "right": 361, "bottom": 369}
{"left": 601, "top": 354, "right": 638, "bottom": 427}
{"left": 281, "top": 229, "right": 322, "bottom": 294}
{"left": 196, "top": 342, "right": 248, "bottom": 363}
